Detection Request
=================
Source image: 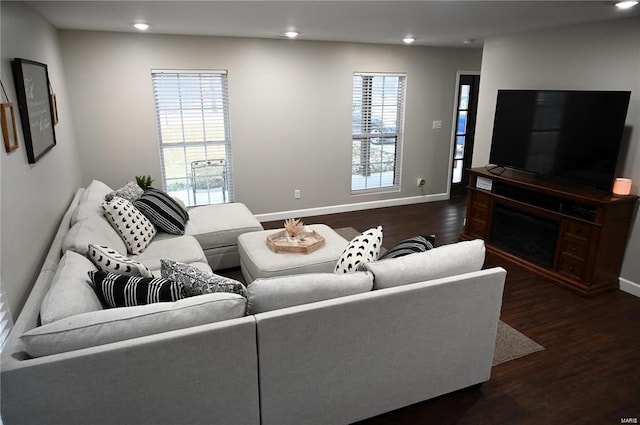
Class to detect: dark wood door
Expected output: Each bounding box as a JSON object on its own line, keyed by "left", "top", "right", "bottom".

{"left": 450, "top": 74, "right": 480, "bottom": 197}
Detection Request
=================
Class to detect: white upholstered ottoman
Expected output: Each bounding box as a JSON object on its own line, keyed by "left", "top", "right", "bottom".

{"left": 238, "top": 224, "right": 349, "bottom": 282}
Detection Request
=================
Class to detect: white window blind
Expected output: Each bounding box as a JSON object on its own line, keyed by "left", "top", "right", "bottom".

{"left": 0, "top": 277, "right": 13, "bottom": 351}
{"left": 152, "top": 70, "right": 234, "bottom": 206}
{"left": 351, "top": 73, "right": 406, "bottom": 193}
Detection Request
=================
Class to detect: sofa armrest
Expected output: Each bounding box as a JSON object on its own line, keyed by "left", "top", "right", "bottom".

{"left": 255, "top": 267, "right": 506, "bottom": 425}
{"left": 1, "top": 317, "right": 260, "bottom": 425}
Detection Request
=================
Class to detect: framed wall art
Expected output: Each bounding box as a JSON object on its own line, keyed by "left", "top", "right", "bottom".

{"left": 12, "top": 58, "right": 57, "bottom": 163}
{"left": 0, "top": 80, "right": 19, "bottom": 153}
{"left": 1, "top": 102, "right": 19, "bottom": 153}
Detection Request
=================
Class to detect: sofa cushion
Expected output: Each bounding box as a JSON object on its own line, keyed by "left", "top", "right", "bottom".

{"left": 184, "top": 203, "right": 263, "bottom": 249}
{"left": 104, "top": 181, "right": 144, "bottom": 202}
{"left": 71, "top": 180, "right": 113, "bottom": 225}
{"left": 364, "top": 239, "right": 486, "bottom": 289}
{"left": 161, "top": 259, "right": 247, "bottom": 298}
{"left": 103, "top": 197, "right": 157, "bottom": 255}
{"left": 87, "top": 244, "right": 153, "bottom": 277}
{"left": 133, "top": 188, "right": 189, "bottom": 235}
{"left": 334, "top": 226, "right": 383, "bottom": 274}
{"left": 21, "top": 292, "right": 247, "bottom": 357}
{"left": 63, "top": 214, "right": 127, "bottom": 256}
{"left": 247, "top": 271, "right": 374, "bottom": 314}
{"left": 40, "top": 251, "right": 103, "bottom": 325}
{"left": 378, "top": 234, "right": 435, "bottom": 260}
{"left": 130, "top": 235, "right": 207, "bottom": 271}
{"left": 88, "top": 271, "right": 184, "bottom": 308}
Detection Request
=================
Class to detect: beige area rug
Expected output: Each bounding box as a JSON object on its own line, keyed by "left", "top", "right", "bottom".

{"left": 334, "top": 227, "right": 544, "bottom": 366}
{"left": 334, "top": 227, "right": 363, "bottom": 242}
{"left": 334, "top": 227, "right": 387, "bottom": 256}
{"left": 492, "top": 321, "right": 544, "bottom": 366}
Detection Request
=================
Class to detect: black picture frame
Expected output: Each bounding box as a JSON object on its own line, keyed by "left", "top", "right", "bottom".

{"left": 12, "top": 58, "right": 57, "bottom": 163}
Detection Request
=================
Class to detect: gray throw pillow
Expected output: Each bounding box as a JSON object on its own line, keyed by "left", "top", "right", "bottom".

{"left": 364, "top": 239, "right": 486, "bottom": 290}
{"left": 247, "top": 272, "right": 374, "bottom": 314}
{"left": 160, "top": 259, "right": 248, "bottom": 298}
{"left": 104, "top": 181, "right": 144, "bottom": 202}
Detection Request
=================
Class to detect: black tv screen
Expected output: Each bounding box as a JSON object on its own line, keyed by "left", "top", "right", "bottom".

{"left": 489, "top": 90, "right": 631, "bottom": 190}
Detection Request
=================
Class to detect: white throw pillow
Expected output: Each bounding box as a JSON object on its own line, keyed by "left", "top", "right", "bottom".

{"left": 87, "top": 244, "right": 153, "bottom": 277}
{"left": 364, "top": 239, "right": 486, "bottom": 289}
{"left": 102, "top": 196, "right": 157, "bottom": 255}
{"left": 22, "top": 293, "right": 247, "bottom": 357}
{"left": 40, "top": 251, "right": 103, "bottom": 325}
{"left": 247, "top": 272, "right": 374, "bottom": 314}
{"left": 334, "top": 226, "right": 383, "bottom": 274}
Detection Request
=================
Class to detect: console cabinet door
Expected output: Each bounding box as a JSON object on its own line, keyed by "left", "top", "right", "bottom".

{"left": 557, "top": 219, "right": 592, "bottom": 282}
{"left": 466, "top": 190, "right": 491, "bottom": 238}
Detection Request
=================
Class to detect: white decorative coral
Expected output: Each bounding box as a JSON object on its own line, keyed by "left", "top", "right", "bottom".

{"left": 284, "top": 218, "right": 304, "bottom": 238}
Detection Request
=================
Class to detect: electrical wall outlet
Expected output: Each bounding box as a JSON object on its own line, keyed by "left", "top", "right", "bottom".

{"left": 294, "top": 189, "right": 301, "bottom": 199}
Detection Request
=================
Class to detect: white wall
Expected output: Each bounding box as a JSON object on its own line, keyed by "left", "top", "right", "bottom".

{"left": 59, "top": 30, "right": 482, "bottom": 215}
{"left": 1, "top": 2, "right": 82, "bottom": 319}
{"left": 472, "top": 17, "right": 640, "bottom": 287}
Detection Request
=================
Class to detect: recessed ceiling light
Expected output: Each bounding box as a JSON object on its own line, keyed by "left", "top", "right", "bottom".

{"left": 615, "top": 1, "right": 638, "bottom": 9}
{"left": 284, "top": 31, "right": 299, "bottom": 39}
{"left": 402, "top": 36, "right": 416, "bottom": 44}
{"left": 133, "top": 23, "right": 150, "bottom": 31}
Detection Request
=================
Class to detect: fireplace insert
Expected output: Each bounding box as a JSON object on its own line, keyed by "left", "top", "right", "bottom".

{"left": 489, "top": 204, "right": 559, "bottom": 268}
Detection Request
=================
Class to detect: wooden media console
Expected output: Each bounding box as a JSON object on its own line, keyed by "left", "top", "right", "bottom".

{"left": 460, "top": 167, "right": 638, "bottom": 296}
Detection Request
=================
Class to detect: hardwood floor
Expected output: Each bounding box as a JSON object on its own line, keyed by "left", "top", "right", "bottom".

{"left": 248, "top": 197, "right": 640, "bottom": 424}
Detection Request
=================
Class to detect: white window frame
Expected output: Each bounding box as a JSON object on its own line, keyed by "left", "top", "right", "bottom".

{"left": 151, "top": 69, "right": 234, "bottom": 207}
{"left": 351, "top": 72, "right": 406, "bottom": 194}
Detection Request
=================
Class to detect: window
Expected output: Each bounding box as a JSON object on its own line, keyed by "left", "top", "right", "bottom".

{"left": 351, "top": 73, "right": 406, "bottom": 193}
{"left": 0, "top": 278, "right": 13, "bottom": 351}
{"left": 452, "top": 84, "right": 470, "bottom": 184}
{"left": 152, "top": 70, "right": 233, "bottom": 206}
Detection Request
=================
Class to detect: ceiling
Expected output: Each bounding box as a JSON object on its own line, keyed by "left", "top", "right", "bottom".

{"left": 26, "top": 1, "right": 640, "bottom": 47}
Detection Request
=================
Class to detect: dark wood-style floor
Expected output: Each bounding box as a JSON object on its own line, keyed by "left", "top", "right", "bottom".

{"left": 244, "top": 197, "right": 640, "bottom": 424}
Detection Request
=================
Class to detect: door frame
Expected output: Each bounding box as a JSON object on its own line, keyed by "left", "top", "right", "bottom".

{"left": 448, "top": 71, "right": 480, "bottom": 197}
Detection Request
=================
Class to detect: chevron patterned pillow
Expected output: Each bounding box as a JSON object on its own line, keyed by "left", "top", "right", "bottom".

{"left": 87, "top": 244, "right": 153, "bottom": 277}
{"left": 102, "top": 196, "right": 157, "bottom": 254}
{"left": 334, "top": 225, "right": 383, "bottom": 274}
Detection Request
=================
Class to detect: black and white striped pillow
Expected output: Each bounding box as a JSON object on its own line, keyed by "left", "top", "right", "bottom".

{"left": 88, "top": 271, "right": 184, "bottom": 308}
{"left": 378, "top": 234, "right": 435, "bottom": 260}
{"left": 134, "top": 188, "right": 189, "bottom": 235}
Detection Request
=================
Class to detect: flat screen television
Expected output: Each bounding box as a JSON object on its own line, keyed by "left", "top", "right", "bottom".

{"left": 489, "top": 89, "right": 631, "bottom": 190}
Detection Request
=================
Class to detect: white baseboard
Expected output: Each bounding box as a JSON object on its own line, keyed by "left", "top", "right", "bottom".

{"left": 619, "top": 277, "right": 640, "bottom": 298}
{"left": 254, "top": 193, "right": 450, "bottom": 222}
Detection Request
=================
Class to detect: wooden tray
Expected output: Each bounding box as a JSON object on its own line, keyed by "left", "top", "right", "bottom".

{"left": 266, "top": 230, "right": 325, "bottom": 254}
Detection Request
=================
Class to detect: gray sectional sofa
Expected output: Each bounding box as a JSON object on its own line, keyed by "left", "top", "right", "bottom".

{"left": 1, "top": 180, "right": 506, "bottom": 425}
